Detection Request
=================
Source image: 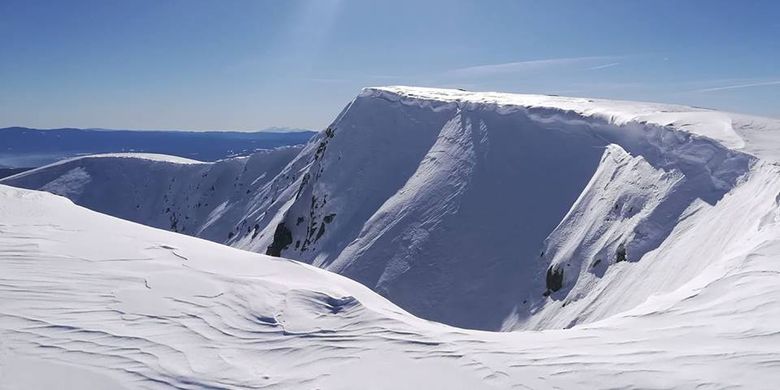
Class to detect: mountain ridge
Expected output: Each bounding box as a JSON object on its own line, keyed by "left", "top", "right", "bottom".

{"left": 4, "top": 86, "right": 778, "bottom": 331}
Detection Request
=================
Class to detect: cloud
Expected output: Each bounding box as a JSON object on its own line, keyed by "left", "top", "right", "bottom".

{"left": 445, "top": 56, "right": 621, "bottom": 78}
{"left": 694, "top": 80, "right": 780, "bottom": 93}
{"left": 589, "top": 62, "right": 621, "bottom": 70}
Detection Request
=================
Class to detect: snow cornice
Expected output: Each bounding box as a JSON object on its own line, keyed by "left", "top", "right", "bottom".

{"left": 360, "top": 86, "right": 780, "bottom": 159}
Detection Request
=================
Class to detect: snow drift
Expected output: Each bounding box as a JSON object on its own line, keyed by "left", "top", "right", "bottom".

{"left": 2, "top": 172, "right": 780, "bottom": 388}
{"left": 4, "top": 86, "right": 778, "bottom": 333}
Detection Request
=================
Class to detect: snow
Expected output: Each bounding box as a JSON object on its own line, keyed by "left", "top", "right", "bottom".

{"left": 4, "top": 153, "right": 203, "bottom": 181}
{"left": 73, "top": 152, "right": 205, "bottom": 164}
{"left": 3, "top": 86, "right": 780, "bottom": 387}
{"left": 245, "top": 86, "right": 763, "bottom": 330}
{"left": 3, "top": 85, "right": 780, "bottom": 339}
{"left": 364, "top": 86, "right": 774, "bottom": 157}
{"left": 2, "top": 176, "right": 780, "bottom": 388}
{"left": 1, "top": 147, "right": 304, "bottom": 243}
{"left": 1, "top": 356, "right": 130, "bottom": 390}
{"left": 39, "top": 167, "right": 92, "bottom": 198}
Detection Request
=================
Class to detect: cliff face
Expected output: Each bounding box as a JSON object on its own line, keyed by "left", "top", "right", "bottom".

{"left": 5, "top": 86, "right": 774, "bottom": 332}
{"left": 256, "top": 86, "right": 754, "bottom": 330}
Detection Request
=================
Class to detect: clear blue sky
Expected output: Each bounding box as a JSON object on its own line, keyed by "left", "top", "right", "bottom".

{"left": 1, "top": 0, "right": 778, "bottom": 131}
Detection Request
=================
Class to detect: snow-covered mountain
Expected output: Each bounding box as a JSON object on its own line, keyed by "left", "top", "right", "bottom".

{"left": 2, "top": 148, "right": 303, "bottom": 244}
{"left": 3, "top": 182, "right": 780, "bottom": 389}
{"left": 4, "top": 86, "right": 780, "bottom": 334}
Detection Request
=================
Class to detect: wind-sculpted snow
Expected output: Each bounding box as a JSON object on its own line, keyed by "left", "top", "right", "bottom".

{"left": 2, "top": 182, "right": 780, "bottom": 389}
{"left": 2, "top": 86, "right": 776, "bottom": 333}
{"left": 249, "top": 87, "right": 757, "bottom": 330}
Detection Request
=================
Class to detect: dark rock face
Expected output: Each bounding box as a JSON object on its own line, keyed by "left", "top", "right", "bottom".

{"left": 546, "top": 265, "right": 564, "bottom": 293}
{"left": 266, "top": 222, "right": 293, "bottom": 257}
{"left": 616, "top": 243, "right": 627, "bottom": 263}
{"left": 324, "top": 295, "right": 358, "bottom": 314}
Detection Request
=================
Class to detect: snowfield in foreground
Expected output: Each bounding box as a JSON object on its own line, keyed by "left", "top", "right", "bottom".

{"left": 2, "top": 182, "right": 780, "bottom": 389}
{"left": 3, "top": 86, "right": 780, "bottom": 388}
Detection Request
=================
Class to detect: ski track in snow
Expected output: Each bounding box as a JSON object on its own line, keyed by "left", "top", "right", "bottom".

{"left": 2, "top": 86, "right": 780, "bottom": 388}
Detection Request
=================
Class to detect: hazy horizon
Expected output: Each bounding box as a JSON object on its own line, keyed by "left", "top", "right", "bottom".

{"left": 0, "top": 125, "right": 316, "bottom": 133}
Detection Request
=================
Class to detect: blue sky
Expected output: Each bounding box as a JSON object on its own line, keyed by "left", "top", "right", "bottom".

{"left": 1, "top": 0, "right": 778, "bottom": 131}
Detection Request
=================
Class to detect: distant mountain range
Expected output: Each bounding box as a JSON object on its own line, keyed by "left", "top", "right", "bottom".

{"left": 0, "top": 126, "right": 316, "bottom": 169}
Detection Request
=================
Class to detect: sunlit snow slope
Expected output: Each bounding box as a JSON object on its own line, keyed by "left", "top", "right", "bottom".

{"left": 2, "top": 148, "right": 303, "bottom": 244}
{"left": 5, "top": 86, "right": 780, "bottom": 332}
{"left": 2, "top": 183, "right": 780, "bottom": 389}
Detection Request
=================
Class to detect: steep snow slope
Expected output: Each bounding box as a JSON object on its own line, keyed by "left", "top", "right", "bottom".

{"left": 2, "top": 148, "right": 303, "bottom": 244}
{"left": 2, "top": 183, "right": 780, "bottom": 389}
{"left": 243, "top": 87, "right": 762, "bottom": 330}
{"left": 5, "top": 86, "right": 779, "bottom": 332}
